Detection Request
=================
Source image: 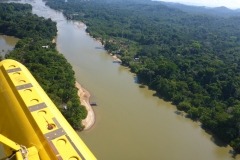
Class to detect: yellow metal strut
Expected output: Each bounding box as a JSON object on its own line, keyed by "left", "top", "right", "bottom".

{"left": 0, "top": 59, "right": 97, "bottom": 160}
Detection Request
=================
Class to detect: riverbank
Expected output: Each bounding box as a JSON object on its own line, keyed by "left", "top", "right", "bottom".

{"left": 77, "top": 22, "right": 86, "bottom": 29}
{"left": 52, "top": 38, "right": 56, "bottom": 43}
{"left": 111, "top": 54, "right": 122, "bottom": 63}
{"left": 75, "top": 81, "right": 95, "bottom": 130}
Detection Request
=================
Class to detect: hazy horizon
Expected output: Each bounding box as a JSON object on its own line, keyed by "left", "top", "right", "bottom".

{"left": 155, "top": 0, "right": 240, "bottom": 9}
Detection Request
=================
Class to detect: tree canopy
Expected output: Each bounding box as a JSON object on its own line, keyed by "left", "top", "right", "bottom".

{"left": 46, "top": 0, "right": 240, "bottom": 150}
{"left": 1, "top": 3, "right": 87, "bottom": 130}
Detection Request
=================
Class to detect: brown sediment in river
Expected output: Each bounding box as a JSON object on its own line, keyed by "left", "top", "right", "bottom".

{"left": 75, "top": 81, "right": 95, "bottom": 130}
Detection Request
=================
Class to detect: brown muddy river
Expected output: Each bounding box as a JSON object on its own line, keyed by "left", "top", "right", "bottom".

{"left": 0, "top": 0, "right": 239, "bottom": 159}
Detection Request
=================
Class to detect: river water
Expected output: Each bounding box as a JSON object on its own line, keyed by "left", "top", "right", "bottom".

{"left": 1, "top": 0, "right": 239, "bottom": 159}
{"left": 0, "top": 35, "right": 19, "bottom": 159}
{"left": 0, "top": 35, "right": 19, "bottom": 58}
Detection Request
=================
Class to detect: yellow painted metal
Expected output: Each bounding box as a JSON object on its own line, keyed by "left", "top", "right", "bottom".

{"left": 27, "top": 146, "right": 41, "bottom": 160}
{"left": 0, "top": 134, "right": 41, "bottom": 160}
{"left": 15, "top": 152, "right": 24, "bottom": 160}
{"left": 0, "top": 59, "right": 97, "bottom": 160}
{"left": 0, "top": 134, "right": 21, "bottom": 151}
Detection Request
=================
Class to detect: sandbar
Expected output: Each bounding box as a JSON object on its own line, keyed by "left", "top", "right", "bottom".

{"left": 75, "top": 81, "right": 95, "bottom": 130}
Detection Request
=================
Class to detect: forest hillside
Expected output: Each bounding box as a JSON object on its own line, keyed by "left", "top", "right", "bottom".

{"left": 46, "top": 0, "right": 240, "bottom": 150}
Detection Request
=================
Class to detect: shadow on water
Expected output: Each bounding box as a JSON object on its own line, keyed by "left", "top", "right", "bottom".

{"left": 130, "top": 68, "right": 238, "bottom": 157}
{"left": 174, "top": 110, "right": 186, "bottom": 117}
{"left": 133, "top": 76, "right": 147, "bottom": 88}
{"left": 199, "top": 125, "right": 229, "bottom": 148}
{"left": 173, "top": 110, "right": 238, "bottom": 158}
{"left": 174, "top": 110, "right": 198, "bottom": 122}
{"left": 133, "top": 75, "right": 171, "bottom": 102}
{"left": 139, "top": 85, "right": 145, "bottom": 88}
{"left": 95, "top": 46, "right": 105, "bottom": 50}
{"left": 184, "top": 114, "right": 198, "bottom": 122}
{"left": 139, "top": 79, "right": 237, "bottom": 155}
{"left": 174, "top": 109, "right": 232, "bottom": 150}
{"left": 173, "top": 108, "right": 240, "bottom": 158}
{"left": 112, "top": 61, "right": 121, "bottom": 64}
{"left": 229, "top": 150, "right": 238, "bottom": 159}
{"left": 230, "top": 149, "right": 240, "bottom": 159}
{"left": 152, "top": 92, "right": 171, "bottom": 102}
{"left": 133, "top": 75, "right": 138, "bottom": 84}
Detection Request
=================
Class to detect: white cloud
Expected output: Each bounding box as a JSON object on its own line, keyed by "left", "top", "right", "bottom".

{"left": 158, "top": 0, "right": 240, "bottom": 9}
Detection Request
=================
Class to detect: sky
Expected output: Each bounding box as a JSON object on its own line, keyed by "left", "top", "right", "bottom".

{"left": 158, "top": 0, "right": 240, "bottom": 9}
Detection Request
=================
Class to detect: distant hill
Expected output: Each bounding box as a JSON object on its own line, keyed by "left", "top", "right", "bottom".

{"left": 154, "top": 1, "right": 240, "bottom": 17}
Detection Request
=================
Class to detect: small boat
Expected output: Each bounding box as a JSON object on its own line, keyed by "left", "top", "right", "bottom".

{"left": 90, "top": 102, "right": 98, "bottom": 106}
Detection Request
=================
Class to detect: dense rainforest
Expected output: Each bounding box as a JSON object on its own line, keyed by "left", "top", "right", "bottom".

{"left": 46, "top": 0, "right": 240, "bottom": 151}
{"left": 158, "top": 1, "right": 240, "bottom": 17}
{"left": 0, "top": 3, "right": 87, "bottom": 130}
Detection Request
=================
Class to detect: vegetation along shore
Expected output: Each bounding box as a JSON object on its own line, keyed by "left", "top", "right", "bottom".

{"left": 46, "top": 0, "right": 240, "bottom": 151}
{"left": 76, "top": 82, "right": 95, "bottom": 130}
{"left": 0, "top": 3, "right": 88, "bottom": 131}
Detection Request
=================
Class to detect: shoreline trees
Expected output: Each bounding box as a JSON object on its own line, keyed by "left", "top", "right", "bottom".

{"left": 46, "top": 0, "right": 240, "bottom": 150}
{"left": 0, "top": 3, "right": 87, "bottom": 130}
